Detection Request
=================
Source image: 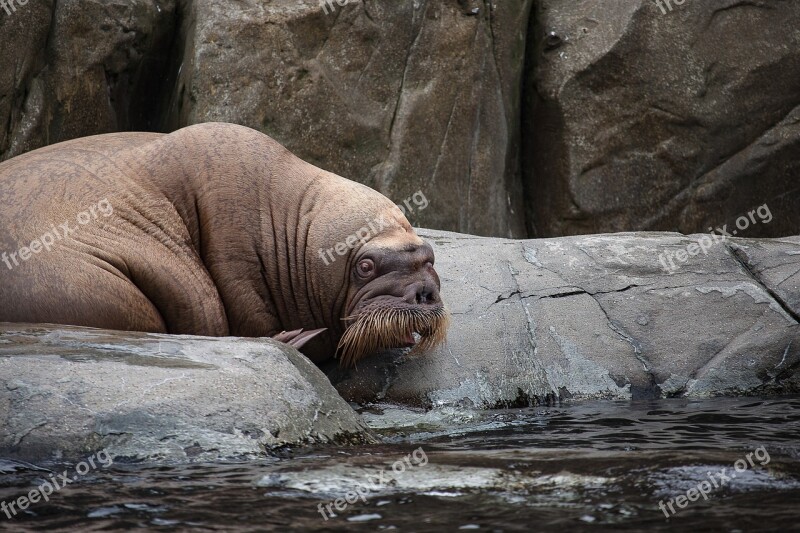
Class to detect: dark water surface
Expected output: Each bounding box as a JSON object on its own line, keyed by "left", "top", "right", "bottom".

{"left": 2, "top": 396, "right": 799, "bottom": 531}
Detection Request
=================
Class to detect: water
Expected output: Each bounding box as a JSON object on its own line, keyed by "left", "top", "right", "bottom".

{"left": 2, "top": 396, "right": 799, "bottom": 531}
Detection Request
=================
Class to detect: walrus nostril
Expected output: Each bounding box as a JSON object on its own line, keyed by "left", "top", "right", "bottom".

{"left": 416, "top": 284, "right": 436, "bottom": 305}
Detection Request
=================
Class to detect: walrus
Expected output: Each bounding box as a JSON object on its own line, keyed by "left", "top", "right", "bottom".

{"left": 0, "top": 123, "right": 449, "bottom": 365}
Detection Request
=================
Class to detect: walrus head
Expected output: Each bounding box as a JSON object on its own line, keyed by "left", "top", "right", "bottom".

{"left": 305, "top": 176, "right": 450, "bottom": 367}
{"left": 336, "top": 227, "right": 450, "bottom": 367}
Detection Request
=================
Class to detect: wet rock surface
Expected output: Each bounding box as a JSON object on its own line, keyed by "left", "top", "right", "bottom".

{"left": 331, "top": 229, "right": 800, "bottom": 407}
{"left": 0, "top": 324, "right": 372, "bottom": 463}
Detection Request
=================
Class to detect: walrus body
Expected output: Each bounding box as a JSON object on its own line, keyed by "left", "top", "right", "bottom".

{"left": 0, "top": 123, "right": 447, "bottom": 363}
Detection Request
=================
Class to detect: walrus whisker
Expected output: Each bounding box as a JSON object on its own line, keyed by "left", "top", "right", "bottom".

{"left": 336, "top": 305, "right": 450, "bottom": 367}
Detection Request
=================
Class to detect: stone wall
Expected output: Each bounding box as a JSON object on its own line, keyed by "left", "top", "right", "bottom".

{"left": 524, "top": 0, "right": 800, "bottom": 238}
{"left": 1, "top": 0, "right": 798, "bottom": 238}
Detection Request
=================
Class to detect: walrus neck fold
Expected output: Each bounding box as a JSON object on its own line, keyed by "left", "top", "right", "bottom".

{"left": 134, "top": 123, "right": 354, "bottom": 356}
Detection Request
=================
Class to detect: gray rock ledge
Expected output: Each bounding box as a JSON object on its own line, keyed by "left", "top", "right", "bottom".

{"left": 0, "top": 324, "right": 373, "bottom": 463}
{"left": 331, "top": 230, "right": 800, "bottom": 407}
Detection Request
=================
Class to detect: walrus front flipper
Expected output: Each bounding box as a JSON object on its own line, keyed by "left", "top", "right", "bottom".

{"left": 272, "top": 328, "right": 327, "bottom": 350}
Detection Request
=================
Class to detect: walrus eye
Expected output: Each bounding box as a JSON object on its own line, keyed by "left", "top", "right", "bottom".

{"left": 356, "top": 259, "right": 375, "bottom": 278}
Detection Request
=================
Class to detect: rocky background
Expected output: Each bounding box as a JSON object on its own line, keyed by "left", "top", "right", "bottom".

{"left": 1, "top": 0, "right": 798, "bottom": 238}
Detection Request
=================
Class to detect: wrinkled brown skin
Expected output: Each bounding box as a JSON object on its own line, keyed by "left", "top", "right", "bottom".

{"left": 0, "top": 123, "right": 443, "bottom": 363}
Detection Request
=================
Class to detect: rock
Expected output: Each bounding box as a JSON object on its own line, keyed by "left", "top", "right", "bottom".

{"left": 4, "top": 0, "right": 799, "bottom": 242}
{"left": 330, "top": 229, "right": 800, "bottom": 407}
{"left": 2, "top": 0, "right": 534, "bottom": 238}
{"left": 0, "top": 0, "right": 176, "bottom": 160}
{"left": 525, "top": 0, "right": 800, "bottom": 238}
{"left": 0, "top": 324, "right": 372, "bottom": 463}
{"left": 165, "top": 0, "right": 532, "bottom": 238}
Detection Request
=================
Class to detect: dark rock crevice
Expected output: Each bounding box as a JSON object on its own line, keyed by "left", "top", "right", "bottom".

{"left": 493, "top": 283, "right": 641, "bottom": 306}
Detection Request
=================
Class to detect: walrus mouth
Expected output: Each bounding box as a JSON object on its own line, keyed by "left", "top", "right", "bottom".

{"left": 336, "top": 303, "right": 450, "bottom": 367}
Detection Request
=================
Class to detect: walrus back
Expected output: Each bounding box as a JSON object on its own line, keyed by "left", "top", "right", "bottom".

{"left": 0, "top": 132, "right": 228, "bottom": 336}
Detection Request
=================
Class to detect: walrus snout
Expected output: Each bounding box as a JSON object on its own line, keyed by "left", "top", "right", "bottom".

{"left": 402, "top": 280, "right": 441, "bottom": 306}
